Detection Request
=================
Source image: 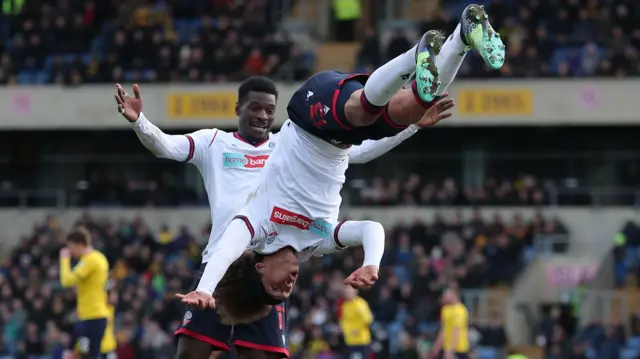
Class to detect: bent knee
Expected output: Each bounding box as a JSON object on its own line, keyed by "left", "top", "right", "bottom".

{"left": 344, "top": 89, "right": 380, "bottom": 126}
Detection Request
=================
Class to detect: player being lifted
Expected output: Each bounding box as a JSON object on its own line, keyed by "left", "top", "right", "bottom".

{"left": 175, "top": 2, "right": 503, "bottom": 322}
{"left": 59, "top": 228, "right": 110, "bottom": 359}
{"left": 116, "top": 77, "right": 437, "bottom": 359}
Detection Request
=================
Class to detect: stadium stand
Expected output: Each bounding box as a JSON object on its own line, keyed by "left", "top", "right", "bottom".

{"left": 356, "top": 0, "right": 640, "bottom": 77}
{"left": 1, "top": 210, "right": 563, "bottom": 359}
{"left": 1, "top": 0, "right": 640, "bottom": 359}
{"left": 0, "top": 0, "right": 314, "bottom": 84}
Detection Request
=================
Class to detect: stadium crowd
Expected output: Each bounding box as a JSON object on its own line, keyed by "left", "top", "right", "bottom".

{"left": 6, "top": 171, "right": 558, "bottom": 208}
{"left": 358, "top": 0, "right": 640, "bottom": 77}
{"left": 1, "top": 0, "right": 640, "bottom": 84}
{"left": 0, "top": 209, "right": 568, "bottom": 359}
{"left": 536, "top": 303, "right": 640, "bottom": 359}
{"left": 0, "top": 0, "right": 313, "bottom": 84}
{"left": 349, "top": 173, "right": 555, "bottom": 206}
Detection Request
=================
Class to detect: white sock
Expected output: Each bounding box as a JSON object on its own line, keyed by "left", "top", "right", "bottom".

{"left": 363, "top": 44, "right": 418, "bottom": 107}
{"left": 435, "top": 24, "right": 467, "bottom": 96}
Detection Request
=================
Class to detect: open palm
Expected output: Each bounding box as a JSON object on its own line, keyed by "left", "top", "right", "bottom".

{"left": 114, "top": 83, "right": 143, "bottom": 122}
{"left": 416, "top": 95, "right": 456, "bottom": 128}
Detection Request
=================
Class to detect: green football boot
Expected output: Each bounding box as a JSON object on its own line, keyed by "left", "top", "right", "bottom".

{"left": 414, "top": 30, "right": 446, "bottom": 103}
{"left": 460, "top": 4, "right": 505, "bottom": 69}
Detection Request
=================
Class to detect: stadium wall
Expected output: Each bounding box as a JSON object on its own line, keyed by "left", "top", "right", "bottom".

{"left": 1, "top": 80, "right": 637, "bottom": 129}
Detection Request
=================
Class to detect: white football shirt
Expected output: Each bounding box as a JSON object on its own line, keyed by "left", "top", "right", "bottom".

{"left": 235, "top": 119, "right": 351, "bottom": 260}
{"left": 185, "top": 129, "right": 277, "bottom": 262}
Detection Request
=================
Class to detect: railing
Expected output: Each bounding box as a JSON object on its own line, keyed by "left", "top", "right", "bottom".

{"left": 0, "top": 189, "right": 67, "bottom": 208}
{"left": 1, "top": 187, "right": 640, "bottom": 208}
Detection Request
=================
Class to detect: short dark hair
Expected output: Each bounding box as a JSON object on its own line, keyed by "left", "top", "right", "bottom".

{"left": 214, "top": 252, "right": 273, "bottom": 325}
{"left": 237, "top": 76, "right": 278, "bottom": 104}
{"left": 67, "top": 227, "right": 91, "bottom": 246}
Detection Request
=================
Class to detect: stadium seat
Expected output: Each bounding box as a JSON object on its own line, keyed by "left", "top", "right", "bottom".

{"left": 622, "top": 347, "right": 640, "bottom": 359}
{"left": 476, "top": 346, "right": 499, "bottom": 359}
{"left": 627, "top": 336, "right": 640, "bottom": 350}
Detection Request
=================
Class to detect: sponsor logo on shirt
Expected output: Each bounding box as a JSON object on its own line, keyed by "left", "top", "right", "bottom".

{"left": 270, "top": 207, "right": 330, "bottom": 238}
{"left": 222, "top": 153, "right": 269, "bottom": 168}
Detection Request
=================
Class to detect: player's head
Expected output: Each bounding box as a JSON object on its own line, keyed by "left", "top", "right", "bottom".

{"left": 66, "top": 227, "right": 92, "bottom": 258}
{"left": 215, "top": 249, "right": 299, "bottom": 324}
{"left": 442, "top": 286, "right": 460, "bottom": 304}
{"left": 236, "top": 76, "right": 278, "bottom": 143}
{"left": 255, "top": 246, "right": 299, "bottom": 300}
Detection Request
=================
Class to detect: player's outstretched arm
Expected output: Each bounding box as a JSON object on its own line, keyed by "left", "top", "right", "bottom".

{"left": 331, "top": 221, "right": 385, "bottom": 289}
{"left": 176, "top": 218, "right": 253, "bottom": 308}
{"left": 348, "top": 95, "right": 455, "bottom": 164}
{"left": 115, "top": 84, "right": 213, "bottom": 163}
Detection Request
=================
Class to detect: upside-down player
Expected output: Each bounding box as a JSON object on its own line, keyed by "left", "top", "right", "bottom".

{"left": 59, "top": 228, "right": 110, "bottom": 359}
{"left": 115, "top": 76, "right": 432, "bottom": 359}
{"left": 176, "top": 2, "right": 504, "bottom": 320}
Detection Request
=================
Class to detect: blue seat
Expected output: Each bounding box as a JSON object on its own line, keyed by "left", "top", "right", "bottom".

{"left": 476, "top": 346, "right": 499, "bottom": 359}
{"left": 35, "top": 71, "right": 50, "bottom": 84}
{"left": 622, "top": 347, "right": 640, "bottom": 359}
{"left": 17, "top": 71, "right": 36, "bottom": 84}
{"left": 627, "top": 336, "right": 640, "bottom": 350}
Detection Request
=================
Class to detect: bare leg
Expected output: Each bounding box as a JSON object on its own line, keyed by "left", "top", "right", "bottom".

{"left": 174, "top": 336, "right": 215, "bottom": 359}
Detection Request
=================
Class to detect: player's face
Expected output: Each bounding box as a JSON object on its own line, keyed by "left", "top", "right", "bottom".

{"left": 66, "top": 243, "right": 84, "bottom": 258}
{"left": 259, "top": 252, "right": 299, "bottom": 301}
{"left": 236, "top": 91, "right": 277, "bottom": 142}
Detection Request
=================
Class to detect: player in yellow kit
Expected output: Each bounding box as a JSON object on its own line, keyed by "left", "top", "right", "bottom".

{"left": 100, "top": 289, "right": 118, "bottom": 359}
{"left": 60, "top": 227, "right": 110, "bottom": 359}
{"left": 432, "top": 287, "right": 470, "bottom": 359}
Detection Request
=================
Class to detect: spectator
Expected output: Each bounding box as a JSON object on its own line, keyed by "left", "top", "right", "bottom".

{"left": 339, "top": 285, "right": 373, "bottom": 359}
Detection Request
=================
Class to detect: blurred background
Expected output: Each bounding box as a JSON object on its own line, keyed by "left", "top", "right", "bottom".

{"left": 0, "top": 0, "right": 640, "bottom": 359}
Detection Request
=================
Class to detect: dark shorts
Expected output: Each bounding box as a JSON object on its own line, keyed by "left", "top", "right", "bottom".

{"left": 101, "top": 352, "right": 117, "bottom": 359}
{"left": 69, "top": 318, "right": 108, "bottom": 358}
{"left": 287, "top": 70, "right": 407, "bottom": 145}
{"left": 175, "top": 263, "right": 289, "bottom": 358}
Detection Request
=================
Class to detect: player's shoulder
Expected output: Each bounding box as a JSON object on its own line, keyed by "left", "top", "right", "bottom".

{"left": 354, "top": 296, "right": 369, "bottom": 307}
{"left": 188, "top": 128, "right": 225, "bottom": 143}
{"left": 88, "top": 250, "right": 109, "bottom": 266}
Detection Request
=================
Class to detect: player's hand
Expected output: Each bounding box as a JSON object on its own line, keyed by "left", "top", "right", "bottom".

{"left": 416, "top": 93, "right": 455, "bottom": 128}
{"left": 175, "top": 291, "right": 216, "bottom": 309}
{"left": 114, "top": 83, "right": 143, "bottom": 122}
{"left": 344, "top": 265, "right": 379, "bottom": 289}
{"left": 443, "top": 350, "right": 455, "bottom": 359}
{"left": 59, "top": 248, "right": 71, "bottom": 259}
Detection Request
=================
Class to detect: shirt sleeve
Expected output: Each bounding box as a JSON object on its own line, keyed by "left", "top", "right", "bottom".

{"left": 316, "top": 220, "right": 385, "bottom": 268}
{"left": 131, "top": 112, "right": 217, "bottom": 167}
{"left": 348, "top": 124, "right": 419, "bottom": 164}
{"left": 59, "top": 257, "right": 93, "bottom": 287}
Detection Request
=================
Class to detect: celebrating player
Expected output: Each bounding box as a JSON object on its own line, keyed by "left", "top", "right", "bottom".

{"left": 59, "top": 228, "right": 110, "bottom": 359}
{"left": 115, "top": 76, "right": 432, "bottom": 359}
{"left": 176, "top": 2, "right": 504, "bottom": 321}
